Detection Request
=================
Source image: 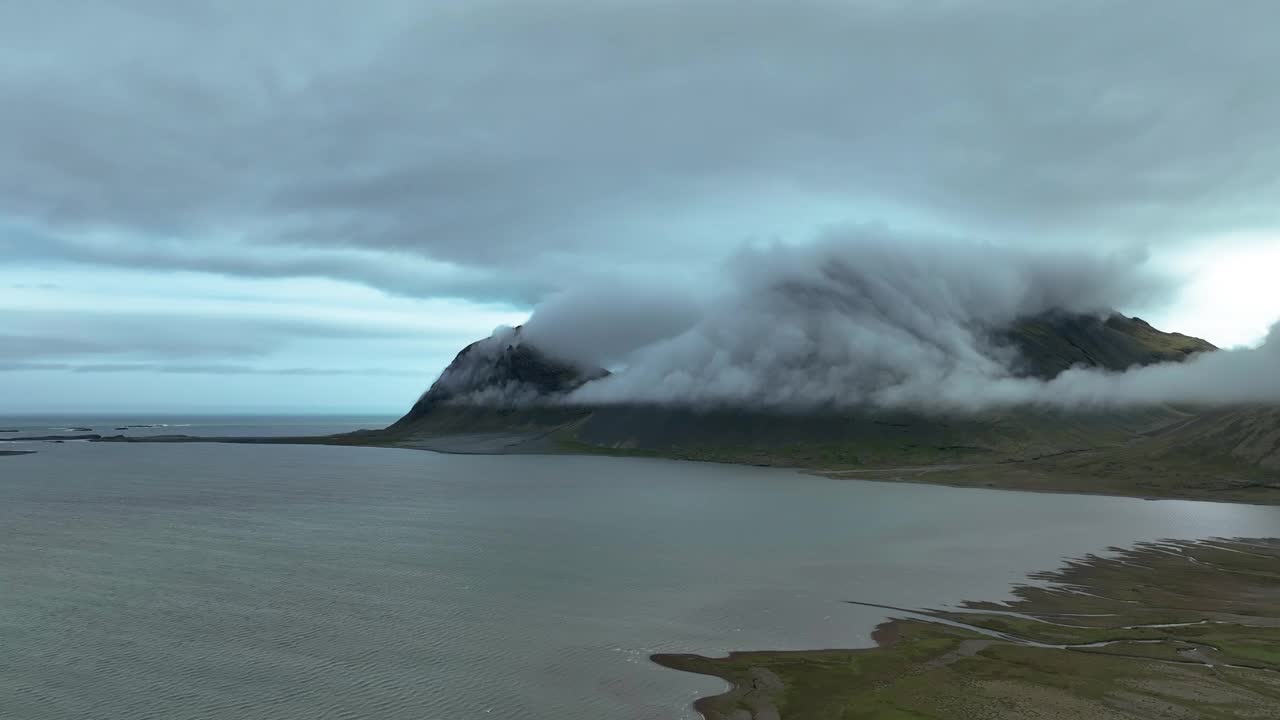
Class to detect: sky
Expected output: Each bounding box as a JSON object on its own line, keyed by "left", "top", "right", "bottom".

{"left": 2, "top": 1, "right": 1279, "bottom": 414}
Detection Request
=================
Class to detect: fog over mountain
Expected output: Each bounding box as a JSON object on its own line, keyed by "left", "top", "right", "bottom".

{"left": 1024, "top": 325, "right": 1277, "bottom": 407}
{"left": 503, "top": 232, "right": 1272, "bottom": 413}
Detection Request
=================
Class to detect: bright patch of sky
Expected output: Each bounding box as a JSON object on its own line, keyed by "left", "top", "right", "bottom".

{"left": 1146, "top": 236, "right": 1280, "bottom": 350}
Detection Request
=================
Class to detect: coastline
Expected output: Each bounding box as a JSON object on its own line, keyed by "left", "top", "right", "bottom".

{"left": 651, "top": 622, "right": 918, "bottom": 720}
{"left": 654, "top": 538, "right": 1280, "bottom": 719}
{"left": 816, "top": 455, "right": 1280, "bottom": 506}
{"left": 3, "top": 427, "right": 1278, "bottom": 505}
{"left": 813, "top": 467, "right": 1277, "bottom": 506}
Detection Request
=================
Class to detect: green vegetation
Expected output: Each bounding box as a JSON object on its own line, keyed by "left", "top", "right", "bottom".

{"left": 1003, "top": 313, "right": 1215, "bottom": 379}
{"left": 568, "top": 405, "right": 1180, "bottom": 467}
{"left": 835, "top": 406, "right": 1280, "bottom": 505}
{"left": 655, "top": 538, "right": 1280, "bottom": 719}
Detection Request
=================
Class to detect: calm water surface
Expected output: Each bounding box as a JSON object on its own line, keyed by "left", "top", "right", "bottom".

{"left": 0, "top": 414, "right": 394, "bottom": 438}
{"left": 2, "top": 422, "right": 1278, "bottom": 719}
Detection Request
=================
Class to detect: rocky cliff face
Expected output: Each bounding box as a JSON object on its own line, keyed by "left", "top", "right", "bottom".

{"left": 393, "top": 326, "right": 606, "bottom": 426}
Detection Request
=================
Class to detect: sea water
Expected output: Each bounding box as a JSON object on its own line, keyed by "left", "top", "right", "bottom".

{"left": 2, "top": 423, "right": 1278, "bottom": 719}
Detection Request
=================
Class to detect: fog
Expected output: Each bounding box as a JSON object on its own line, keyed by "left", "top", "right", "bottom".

{"left": 514, "top": 232, "right": 1275, "bottom": 412}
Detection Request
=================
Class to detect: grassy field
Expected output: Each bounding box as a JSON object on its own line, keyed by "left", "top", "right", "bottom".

{"left": 824, "top": 406, "right": 1280, "bottom": 505}
{"left": 655, "top": 538, "right": 1280, "bottom": 719}
{"left": 547, "top": 403, "right": 1280, "bottom": 504}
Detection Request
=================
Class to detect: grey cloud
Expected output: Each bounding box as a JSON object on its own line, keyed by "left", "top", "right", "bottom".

{"left": 889, "top": 322, "right": 1280, "bottom": 411}
{"left": 3, "top": 1, "right": 1280, "bottom": 301}
{"left": 69, "top": 364, "right": 420, "bottom": 376}
{"left": 0, "top": 362, "right": 73, "bottom": 372}
{"left": 561, "top": 230, "right": 1180, "bottom": 410}
{"left": 0, "top": 311, "right": 415, "bottom": 363}
{"left": 1017, "top": 325, "right": 1280, "bottom": 409}
{"left": 0, "top": 361, "right": 416, "bottom": 376}
{"left": 1, "top": 227, "right": 545, "bottom": 304}
{"left": 0, "top": 330, "right": 268, "bottom": 363}
{"left": 0, "top": 309, "right": 471, "bottom": 390}
{"left": 522, "top": 276, "right": 704, "bottom": 368}
{"left": 0, "top": 335, "right": 118, "bottom": 360}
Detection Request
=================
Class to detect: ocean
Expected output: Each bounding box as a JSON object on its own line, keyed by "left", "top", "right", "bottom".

{"left": 2, "top": 416, "right": 1278, "bottom": 719}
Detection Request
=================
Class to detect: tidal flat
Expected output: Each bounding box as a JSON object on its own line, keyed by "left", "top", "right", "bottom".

{"left": 656, "top": 538, "right": 1280, "bottom": 719}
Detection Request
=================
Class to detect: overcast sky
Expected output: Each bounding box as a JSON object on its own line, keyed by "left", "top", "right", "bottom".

{"left": 3, "top": 1, "right": 1279, "bottom": 414}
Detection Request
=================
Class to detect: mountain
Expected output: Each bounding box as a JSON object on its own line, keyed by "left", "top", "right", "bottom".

{"left": 370, "top": 311, "right": 1280, "bottom": 502}
{"left": 1002, "top": 313, "right": 1216, "bottom": 378}
{"left": 395, "top": 311, "right": 1213, "bottom": 425}
{"left": 1144, "top": 405, "right": 1280, "bottom": 470}
{"left": 80, "top": 304, "right": 1266, "bottom": 502}
{"left": 389, "top": 326, "right": 606, "bottom": 432}
{"left": 388, "top": 312, "right": 1207, "bottom": 450}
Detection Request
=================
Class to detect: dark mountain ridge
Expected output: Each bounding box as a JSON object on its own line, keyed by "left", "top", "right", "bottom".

{"left": 1001, "top": 313, "right": 1215, "bottom": 378}
{"left": 392, "top": 326, "right": 606, "bottom": 428}
{"left": 398, "top": 311, "right": 1215, "bottom": 423}
{"left": 383, "top": 312, "right": 1251, "bottom": 468}
{"left": 369, "top": 311, "right": 1279, "bottom": 502}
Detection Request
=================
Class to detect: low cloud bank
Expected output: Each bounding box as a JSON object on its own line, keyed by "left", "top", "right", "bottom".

{"left": 522, "top": 277, "right": 703, "bottom": 369}
{"left": 499, "top": 230, "right": 1274, "bottom": 412}
{"left": 1022, "top": 325, "right": 1279, "bottom": 408}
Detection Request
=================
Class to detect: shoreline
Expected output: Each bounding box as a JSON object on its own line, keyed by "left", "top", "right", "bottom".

{"left": 652, "top": 622, "right": 907, "bottom": 720}
{"left": 3, "top": 428, "right": 1278, "bottom": 505}
{"left": 817, "top": 460, "right": 1280, "bottom": 506}
{"left": 813, "top": 468, "right": 1226, "bottom": 505}
{"left": 653, "top": 538, "right": 1280, "bottom": 719}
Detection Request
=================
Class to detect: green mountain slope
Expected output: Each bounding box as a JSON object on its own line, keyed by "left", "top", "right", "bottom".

{"left": 1003, "top": 313, "right": 1216, "bottom": 378}
{"left": 1143, "top": 406, "right": 1280, "bottom": 470}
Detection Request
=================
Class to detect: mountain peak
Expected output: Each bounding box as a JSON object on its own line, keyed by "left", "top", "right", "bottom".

{"left": 395, "top": 326, "right": 607, "bottom": 425}
{"left": 1002, "top": 312, "right": 1215, "bottom": 379}
{"left": 394, "top": 311, "right": 1216, "bottom": 428}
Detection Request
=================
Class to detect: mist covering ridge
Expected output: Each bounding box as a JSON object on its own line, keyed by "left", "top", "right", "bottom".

{"left": 414, "top": 232, "right": 1275, "bottom": 414}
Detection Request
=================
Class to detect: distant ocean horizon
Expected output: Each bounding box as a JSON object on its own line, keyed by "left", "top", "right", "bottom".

{"left": 0, "top": 413, "right": 399, "bottom": 439}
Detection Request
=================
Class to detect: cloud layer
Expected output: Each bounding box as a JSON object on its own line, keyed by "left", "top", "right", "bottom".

{"left": 6, "top": 1, "right": 1280, "bottom": 302}
{"left": 5, "top": 3, "right": 1280, "bottom": 411}
{"left": 510, "top": 233, "right": 1274, "bottom": 412}
{"left": 1025, "top": 325, "right": 1279, "bottom": 408}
